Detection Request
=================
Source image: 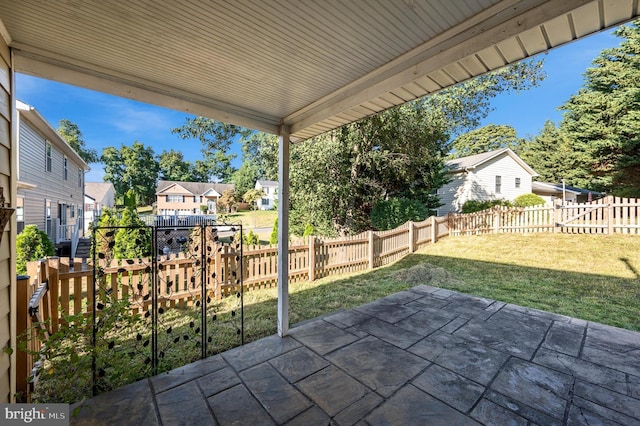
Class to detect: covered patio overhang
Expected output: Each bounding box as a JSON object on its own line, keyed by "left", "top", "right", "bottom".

{"left": 1, "top": 0, "right": 638, "bottom": 337}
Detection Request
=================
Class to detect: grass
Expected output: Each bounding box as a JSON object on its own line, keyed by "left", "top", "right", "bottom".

{"left": 238, "top": 232, "right": 640, "bottom": 336}
{"left": 223, "top": 210, "right": 278, "bottom": 229}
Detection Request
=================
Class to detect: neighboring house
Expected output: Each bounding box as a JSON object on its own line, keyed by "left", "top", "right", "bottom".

{"left": 437, "top": 148, "right": 537, "bottom": 215}
{"left": 255, "top": 180, "right": 278, "bottom": 210}
{"left": 532, "top": 181, "right": 602, "bottom": 205}
{"left": 84, "top": 182, "right": 115, "bottom": 231}
{"left": 16, "top": 100, "right": 90, "bottom": 242}
{"left": 156, "top": 180, "right": 234, "bottom": 216}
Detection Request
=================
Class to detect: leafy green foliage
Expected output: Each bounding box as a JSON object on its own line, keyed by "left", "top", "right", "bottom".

{"left": 114, "top": 208, "right": 152, "bottom": 259}
{"left": 519, "top": 120, "right": 588, "bottom": 185}
{"left": 101, "top": 141, "right": 160, "bottom": 205}
{"left": 370, "top": 198, "right": 429, "bottom": 231}
{"left": 172, "top": 118, "right": 251, "bottom": 182}
{"left": 16, "top": 225, "right": 55, "bottom": 275}
{"left": 302, "top": 223, "right": 315, "bottom": 237}
{"left": 289, "top": 59, "right": 544, "bottom": 236}
{"left": 270, "top": 218, "right": 278, "bottom": 245}
{"left": 57, "top": 119, "right": 99, "bottom": 164}
{"left": 242, "top": 230, "right": 260, "bottom": 245}
{"left": 460, "top": 199, "right": 512, "bottom": 214}
{"left": 513, "top": 193, "right": 546, "bottom": 207}
{"left": 559, "top": 20, "right": 640, "bottom": 196}
{"left": 158, "top": 149, "right": 210, "bottom": 182}
{"left": 450, "top": 124, "right": 524, "bottom": 158}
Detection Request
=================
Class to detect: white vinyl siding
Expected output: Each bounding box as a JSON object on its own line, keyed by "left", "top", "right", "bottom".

{"left": 437, "top": 152, "right": 534, "bottom": 214}
{"left": 17, "top": 117, "right": 85, "bottom": 240}
{"left": 0, "top": 35, "right": 15, "bottom": 402}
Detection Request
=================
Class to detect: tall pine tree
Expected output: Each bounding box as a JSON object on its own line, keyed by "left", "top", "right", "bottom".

{"left": 560, "top": 20, "right": 640, "bottom": 196}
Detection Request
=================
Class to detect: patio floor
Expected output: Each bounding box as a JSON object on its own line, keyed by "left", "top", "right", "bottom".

{"left": 71, "top": 285, "right": 640, "bottom": 425}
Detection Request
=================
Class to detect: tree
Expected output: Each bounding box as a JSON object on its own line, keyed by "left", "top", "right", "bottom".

{"left": 16, "top": 225, "right": 55, "bottom": 274}
{"left": 158, "top": 149, "right": 195, "bottom": 181}
{"left": 172, "top": 118, "right": 251, "bottom": 182}
{"left": 57, "top": 119, "right": 99, "bottom": 164}
{"left": 242, "top": 188, "right": 265, "bottom": 227}
{"left": 217, "top": 189, "right": 237, "bottom": 213}
{"left": 519, "top": 121, "right": 589, "bottom": 186}
{"left": 232, "top": 161, "right": 260, "bottom": 199}
{"left": 114, "top": 207, "right": 152, "bottom": 259}
{"left": 559, "top": 20, "right": 640, "bottom": 196}
{"left": 101, "top": 141, "right": 160, "bottom": 205}
{"left": 290, "top": 59, "right": 545, "bottom": 236}
{"left": 450, "top": 124, "right": 524, "bottom": 158}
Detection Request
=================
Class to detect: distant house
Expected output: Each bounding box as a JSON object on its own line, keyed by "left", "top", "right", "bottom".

{"left": 255, "top": 180, "right": 278, "bottom": 210}
{"left": 532, "top": 181, "right": 602, "bottom": 205}
{"left": 156, "top": 180, "right": 234, "bottom": 216}
{"left": 16, "top": 100, "right": 90, "bottom": 241}
{"left": 84, "top": 182, "right": 115, "bottom": 231}
{"left": 437, "top": 148, "right": 537, "bottom": 215}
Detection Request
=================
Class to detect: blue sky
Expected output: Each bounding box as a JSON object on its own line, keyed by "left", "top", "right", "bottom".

{"left": 16, "top": 26, "right": 621, "bottom": 183}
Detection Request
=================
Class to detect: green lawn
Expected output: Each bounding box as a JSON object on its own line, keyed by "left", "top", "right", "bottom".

{"left": 240, "top": 233, "right": 640, "bottom": 335}
{"left": 222, "top": 210, "right": 278, "bottom": 229}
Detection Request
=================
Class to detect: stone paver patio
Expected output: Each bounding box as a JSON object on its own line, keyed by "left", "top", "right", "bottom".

{"left": 71, "top": 285, "right": 640, "bottom": 425}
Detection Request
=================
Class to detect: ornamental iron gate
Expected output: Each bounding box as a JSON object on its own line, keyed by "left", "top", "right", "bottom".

{"left": 90, "top": 223, "right": 243, "bottom": 396}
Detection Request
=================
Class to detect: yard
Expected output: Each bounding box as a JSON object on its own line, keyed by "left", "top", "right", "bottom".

{"left": 266, "top": 232, "right": 640, "bottom": 332}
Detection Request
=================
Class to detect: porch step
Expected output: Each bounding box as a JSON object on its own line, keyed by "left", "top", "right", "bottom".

{"left": 74, "top": 239, "right": 92, "bottom": 258}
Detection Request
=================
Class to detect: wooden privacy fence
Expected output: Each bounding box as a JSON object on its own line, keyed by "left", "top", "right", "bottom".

{"left": 448, "top": 196, "right": 640, "bottom": 236}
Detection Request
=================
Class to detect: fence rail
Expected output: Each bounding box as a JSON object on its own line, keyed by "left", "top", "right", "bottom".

{"left": 447, "top": 196, "right": 640, "bottom": 236}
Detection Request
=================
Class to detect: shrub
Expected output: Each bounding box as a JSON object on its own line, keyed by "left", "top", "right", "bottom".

{"left": 513, "top": 193, "right": 546, "bottom": 207}
{"left": 16, "top": 225, "right": 55, "bottom": 275}
{"left": 114, "top": 207, "right": 152, "bottom": 259}
{"left": 302, "top": 223, "right": 315, "bottom": 237}
{"left": 370, "top": 198, "right": 428, "bottom": 231}
{"left": 270, "top": 218, "right": 278, "bottom": 245}
{"left": 243, "top": 230, "right": 260, "bottom": 246}
{"left": 460, "top": 199, "right": 512, "bottom": 214}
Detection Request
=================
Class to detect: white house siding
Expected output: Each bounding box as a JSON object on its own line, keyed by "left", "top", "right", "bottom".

{"left": 472, "top": 154, "right": 532, "bottom": 201}
{"left": 437, "top": 152, "right": 534, "bottom": 215}
{"left": 17, "top": 116, "right": 85, "bottom": 241}
{"left": 0, "top": 35, "right": 15, "bottom": 402}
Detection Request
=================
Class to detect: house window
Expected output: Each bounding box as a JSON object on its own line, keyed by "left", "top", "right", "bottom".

{"left": 495, "top": 176, "right": 502, "bottom": 194}
{"left": 45, "top": 142, "right": 52, "bottom": 172}
{"left": 78, "top": 169, "right": 83, "bottom": 187}
{"left": 515, "top": 177, "right": 521, "bottom": 189}
{"left": 70, "top": 203, "right": 75, "bottom": 218}
{"left": 63, "top": 157, "right": 68, "bottom": 180}
{"left": 166, "top": 195, "right": 184, "bottom": 203}
{"left": 16, "top": 197, "right": 24, "bottom": 233}
{"left": 261, "top": 198, "right": 269, "bottom": 206}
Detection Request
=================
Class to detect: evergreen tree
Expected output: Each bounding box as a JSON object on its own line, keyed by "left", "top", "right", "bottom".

{"left": 560, "top": 20, "right": 640, "bottom": 196}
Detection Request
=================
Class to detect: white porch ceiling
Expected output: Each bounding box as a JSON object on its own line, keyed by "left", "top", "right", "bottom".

{"left": 0, "top": 0, "right": 638, "bottom": 140}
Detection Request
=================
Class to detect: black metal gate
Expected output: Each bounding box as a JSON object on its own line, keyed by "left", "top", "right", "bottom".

{"left": 90, "top": 222, "right": 243, "bottom": 395}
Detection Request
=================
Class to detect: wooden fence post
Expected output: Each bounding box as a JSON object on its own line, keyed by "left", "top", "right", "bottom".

{"left": 431, "top": 216, "right": 437, "bottom": 243}
{"left": 408, "top": 222, "right": 415, "bottom": 253}
{"left": 368, "top": 231, "right": 375, "bottom": 270}
{"left": 493, "top": 207, "right": 501, "bottom": 234}
{"left": 15, "top": 275, "right": 30, "bottom": 402}
{"left": 214, "top": 245, "right": 223, "bottom": 300}
{"left": 607, "top": 195, "right": 614, "bottom": 235}
{"left": 553, "top": 199, "right": 562, "bottom": 233}
{"left": 48, "top": 257, "right": 60, "bottom": 333}
{"left": 308, "top": 237, "right": 316, "bottom": 281}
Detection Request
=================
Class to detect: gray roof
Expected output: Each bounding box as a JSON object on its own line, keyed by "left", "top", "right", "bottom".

{"left": 85, "top": 182, "right": 114, "bottom": 202}
{"left": 256, "top": 180, "right": 278, "bottom": 187}
{"left": 156, "top": 180, "right": 235, "bottom": 196}
{"left": 445, "top": 148, "right": 537, "bottom": 176}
